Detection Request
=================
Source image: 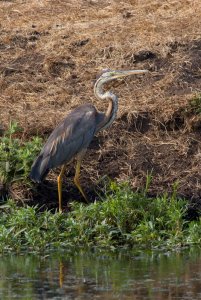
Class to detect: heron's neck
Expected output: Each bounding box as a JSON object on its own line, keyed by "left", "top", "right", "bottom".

{"left": 99, "top": 95, "right": 118, "bottom": 131}
{"left": 94, "top": 78, "right": 118, "bottom": 132}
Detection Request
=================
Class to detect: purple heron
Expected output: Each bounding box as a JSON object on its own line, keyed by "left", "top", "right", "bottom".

{"left": 30, "top": 69, "right": 148, "bottom": 212}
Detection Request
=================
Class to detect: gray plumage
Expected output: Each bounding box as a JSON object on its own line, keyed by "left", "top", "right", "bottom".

{"left": 30, "top": 104, "right": 104, "bottom": 183}
{"left": 30, "top": 69, "right": 148, "bottom": 208}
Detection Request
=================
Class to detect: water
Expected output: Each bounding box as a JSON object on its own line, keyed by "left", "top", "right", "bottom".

{"left": 0, "top": 247, "right": 201, "bottom": 299}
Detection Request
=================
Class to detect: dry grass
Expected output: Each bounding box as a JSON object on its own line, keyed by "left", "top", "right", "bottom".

{"left": 1, "top": 0, "right": 201, "bottom": 203}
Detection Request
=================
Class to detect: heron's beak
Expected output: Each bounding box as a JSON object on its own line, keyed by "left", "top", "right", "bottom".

{"left": 112, "top": 69, "right": 148, "bottom": 79}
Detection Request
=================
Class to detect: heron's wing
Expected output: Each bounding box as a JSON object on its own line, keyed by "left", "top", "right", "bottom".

{"left": 31, "top": 104, "right": 98, "bottom": 181}
{"left": 47, "top": 106, "right": 97, "bottom": 168}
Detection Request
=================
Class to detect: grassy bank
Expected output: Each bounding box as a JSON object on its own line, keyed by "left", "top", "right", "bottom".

{"left": 0, "top": 181, "right": 201, "bottom": 253}
{"left": 0, "top": 122, "right": 201, "bottom": 253}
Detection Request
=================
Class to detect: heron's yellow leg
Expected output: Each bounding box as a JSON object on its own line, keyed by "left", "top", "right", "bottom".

{"left": 74, "top": 156, "right": 88, "bottom": 203}
{"left": 57, "top": 165, "right": 66, "bottom": 213}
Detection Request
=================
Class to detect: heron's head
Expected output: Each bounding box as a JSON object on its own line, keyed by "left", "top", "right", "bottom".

{"left": 94, "top": 68, "right": 148, "bottom": 100}
{"left": 98, "top": 69, "right": 148, "bottom": 83}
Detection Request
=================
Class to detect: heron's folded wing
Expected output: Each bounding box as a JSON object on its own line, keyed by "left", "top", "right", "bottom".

{"left": 40, "top": 106, "right": 97, "bottom": 170}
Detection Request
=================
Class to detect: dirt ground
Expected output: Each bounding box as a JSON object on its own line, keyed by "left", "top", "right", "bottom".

{"left": 1, "top": 0, "right": 201, "bottom": 210}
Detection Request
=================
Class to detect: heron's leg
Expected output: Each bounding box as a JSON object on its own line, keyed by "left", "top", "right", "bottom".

{"left": 57, "top": 165, "right": 66, "bottom": 213}
{"left": 74, "top": 151, "right": 88, "bottom": 203}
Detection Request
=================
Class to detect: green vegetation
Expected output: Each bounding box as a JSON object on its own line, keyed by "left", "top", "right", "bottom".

{"left": 0, "top": 182, "right": 200, "bottom": 253}
{"left": 0, "top": 121, "right": 42, "bottom": 185}
{"left": 189, "top": 93, "right": 201, "bottom": 114}
{"left": 0, "top": 122, "right": 201, "bottom": 253}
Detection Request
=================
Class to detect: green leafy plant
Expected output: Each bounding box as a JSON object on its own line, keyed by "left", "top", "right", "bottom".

{"left": 0, "top": 182, "right": 200, "bottom": 253}
{"left": 189, "top": 94, "right": 201, "bottom": 115}
{"left": 0, "top": 121, "right": 42, "bottom": 184}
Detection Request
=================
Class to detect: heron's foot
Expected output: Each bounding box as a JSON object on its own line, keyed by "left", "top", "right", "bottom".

{"left": 74, "top": 176, "right": 89, "bottom": 203}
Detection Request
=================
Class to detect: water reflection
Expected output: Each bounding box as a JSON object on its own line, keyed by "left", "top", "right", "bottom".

{"left": 0, "top": 248, "right": 201, "bottom": 299}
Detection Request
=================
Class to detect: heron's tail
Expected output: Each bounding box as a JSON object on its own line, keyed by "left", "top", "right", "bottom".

{"left": 30, "top": 154, "right": 49, "bottom": 183}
